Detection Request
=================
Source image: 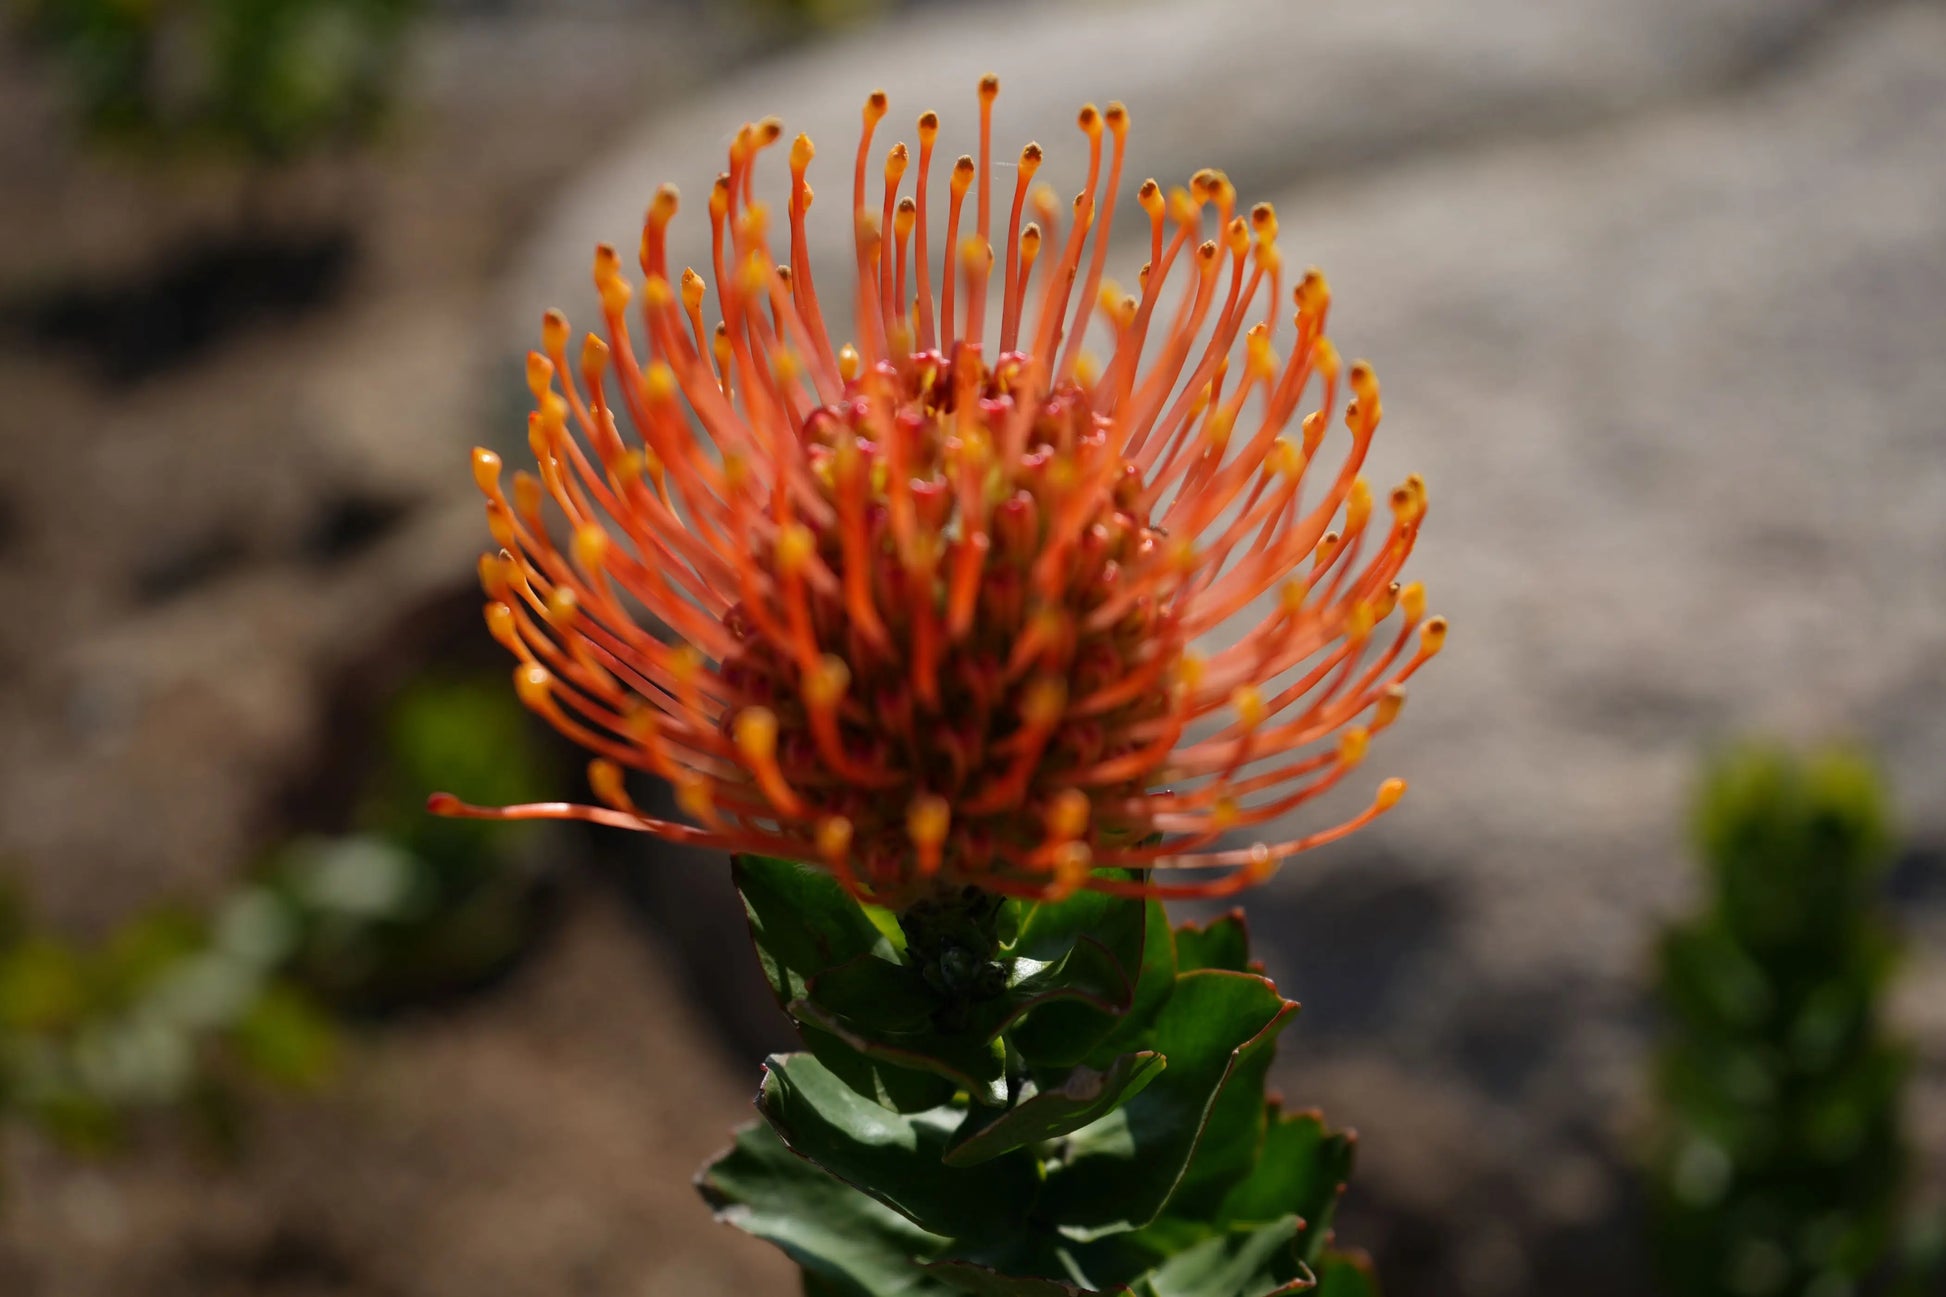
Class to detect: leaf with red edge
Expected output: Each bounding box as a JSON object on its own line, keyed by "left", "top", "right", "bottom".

{"left": 1173, "top": 913, "right": 1252, "bottom": 974}
{"left": 1219, "top": 1107, "right": 1358, "bottom": 1268}
{"left": 757, "top": 1052, "right": 1041, "bottom": 1242}
{"left": 1312, "top": 1249, "right": 1380, "bottom": 1297}
{"left": 1039, "top": 970, "right": 1299, "bottom": 1235}
{"left": 696, "top": 1116, "right": 949, "bottom": 1297}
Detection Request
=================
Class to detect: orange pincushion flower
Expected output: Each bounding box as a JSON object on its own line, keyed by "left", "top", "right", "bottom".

{"left": 431, "top": 78, "right": 1445, "bottom": 908}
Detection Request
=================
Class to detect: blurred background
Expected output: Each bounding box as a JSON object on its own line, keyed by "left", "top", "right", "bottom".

{"left": 1, "top": 0, "right": 1943, "bottom": 1293}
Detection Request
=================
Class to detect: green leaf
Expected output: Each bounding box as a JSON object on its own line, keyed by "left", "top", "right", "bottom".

{"left": 1007, "top": 884, "right": 1149, "bottom": 1068}
{"left": 1084, "top": 901, "right": 1180, "bottom": 1063}
{"left": 1174, "top": 914, "right": 1252, "bottom": 974}
{"left": 1011, "top": 885, "right": 1146, "bottom": 964}
{"left": 792, "top": 993, "right": 1009, "bottom": 1106}
{"left": 758, "top": 1053, "right": 1042, "bottom": 1241}
{"left": 982, "top": 936, "right": 1139, "bottom": 1042}
{"left": 1169, "top": 975, "right": 1297, "bottom": 1215}
{"left": 805, "top": 1276, "right": 859, "bottom": 1297}
{"left": 924, "top": 1261, "right": 1133, "bottom": 1295}
{"left": 698, "top": 1117, "right": 949, "bottom": 1297}
{"left": 1019, "top": 897, "right": 1177, "bottom": 1071}
{"left": 736, "top": 855, "right": 890, "bottom": 988}
{"left": 799, "top": 1020, "right": 962, "bottom": 1114}
{"left": 808, "top": 955, "right": 949, "bottom": 1033}
{"left": 1136, "top": 1216, "right": 1310, "bottom": 1297}
{"left": 736, "top": 856, "right": 952, "bottom": 1113}
{"left": 1041, "top": 970, "right": 1299, "bottom": 1235}
{"left": 945, "top": 1232, "right": 1163, "bottom": 1294}
{"left": 1219, "top": 1108, "right": 1357, "bottom": 1266}
{"left": 945, "top": 1053, "right": 1166, "bottom": 1167}
{"left": 800, "top": 949, "right": 1135, "bottom": 1107}
{"left": 1312, "top": 1250, "right": 1380, "bottom": 1297}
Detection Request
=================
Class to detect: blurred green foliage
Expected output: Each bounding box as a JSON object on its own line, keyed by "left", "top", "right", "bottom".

{"left": 746, "top": 0, "right": 890, "bottom": 29}
{"left": 0, "top": 668, "right": 557, "bottom": 1201}
{"left": 1650, "top": 746, "right": 1936, "bottom": 1297}
{"left": 0, "top": 872, "right": 336, "bottom": 1183}
{"left": 263, "top": 673, "right": 557, "bottom": 1013}
{"left": 10, "top": 0, "right": 418, "bottom": 162}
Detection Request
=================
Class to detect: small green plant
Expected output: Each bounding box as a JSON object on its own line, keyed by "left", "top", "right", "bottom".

{"left": 0, "top": 873, "right": 335, "bottom": 1187}
{"left": 11, "top": 0, "right": 418, "bottom": 162}
{"left": 699, "top": 858, "right": 1378, "bottom": 1296}
{"left": 265, "top": 674, "right": 558, "bottom": 1012}
{"left": 0, "top": 672, "right": 559, "bottom": 1199}
{"left": 1649, "top": 747, "right": 1917, "bottom": 1297}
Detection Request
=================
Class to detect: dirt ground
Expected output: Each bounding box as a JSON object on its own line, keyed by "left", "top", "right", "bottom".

{"left": 1, "top": 888, "right": 795, "bottom": 1297}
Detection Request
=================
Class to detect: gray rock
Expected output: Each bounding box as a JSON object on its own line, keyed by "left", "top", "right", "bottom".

{"left": 1246, "top": 5, "right": 1946, "bottom": 1292}
{"left": 507, "top": 0, "right": 1848, "bottom": 348}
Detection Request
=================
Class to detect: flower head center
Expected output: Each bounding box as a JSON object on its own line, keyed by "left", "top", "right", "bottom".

{"left": 721, "top": 349, "right": 1176, "bottom": 899}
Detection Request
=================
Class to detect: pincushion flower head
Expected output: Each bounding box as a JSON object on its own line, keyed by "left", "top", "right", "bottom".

{"left": 433, "top": 77, "right": 1446, "bottom": 909}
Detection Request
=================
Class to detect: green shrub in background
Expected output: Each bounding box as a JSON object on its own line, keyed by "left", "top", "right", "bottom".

{"left": 10, "top": 0, "right": 418, "bottom": 162}
{"left": 700, "top": 857, "right": 1378, "bottom": 1297}
{"left": 0, "top": 873, "right": 336, "bottom": 1191}
{"left": 1650, "top": 747, "right": 1937, "bottom": 1297}
{"left": 264, "top": 673, "right": 558, "bottom": 1012}
{"left": 0, "top": 671, "right": 557, "bottom": 1200}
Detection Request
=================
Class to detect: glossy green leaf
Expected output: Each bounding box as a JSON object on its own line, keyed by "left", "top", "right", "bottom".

{"left": 1312, "top": 1250, "right": 1380, "bottom": 1297}
{"left": 1173, "top": 914, "right": 1251, "bottom": 974}
{"left": 1219, "top": 1108, "right": 1357, "bottom": 1266}
{"left": 792, "top": 995, "right": 1008, "bottom": 1106}
{"left": 798, "top": 1020, "right": 961, "bottom": 1114}
{"left": 735, "top": 855, "right": 889, "bottom": 990}
{"left": 805, "top": 1275, "right": 857, "bottom": 1297}
{"left": 945, "top": 1231, "right": 1164, "bottom": 1295}
{"left": 810, "top": 954, "right": 941, "bottom": 1032}
{"left": 800, "top": 946, "right": 1127, "bottom": 1108}
{"left": 799, "top": 950, "right": 1006, "bottom": 1104}
{"left": 735, "top": 856, "right": 952, "bottom": 1113}
{"left": 982, "top": 935, "right": 1137, "bottom": 1042}
{"left": 1006, "top": 885, "right": 1148, "bottom": 1068}
{"left": 1011, "top": 884, "right": 1146, "bottom": 964}
{"left": 1040, "top": 970, "right": 1298, "bottom": 1235}
{"left": 1082, "top": 901, "right": 1180, "bottom": 1064}
{"left": 924, "top": 1261, "right": 1133, "bottom": 1296}
{"left": 758, "top": 1053, "right": 1042, "bottom": 1241}
{"left": 698, "top": 1117, "right": 950, "bottom": 1297}
{"left": 1020, "top": 898, "right": 1178, "bottom": 1071}
{"left": 1169, "top": 974, "right": 1296, "bottom": 1215}
{"left": 1136, "top": 1216, "right": 1309, "bottom": 1297}
{"left": 945, "top": 1053, "right": 1166, "bottom": 1167}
